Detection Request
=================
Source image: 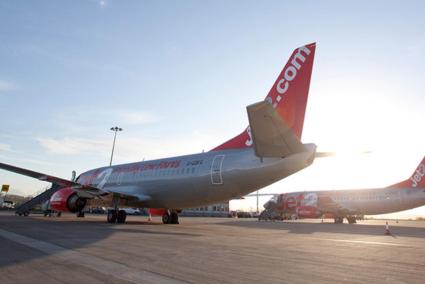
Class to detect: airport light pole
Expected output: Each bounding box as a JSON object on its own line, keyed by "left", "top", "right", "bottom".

{"left": 109, "top": 126, "right": 123, "bottom": 166}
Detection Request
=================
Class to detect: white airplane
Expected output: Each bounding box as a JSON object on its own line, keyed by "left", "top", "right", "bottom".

{"left": 261, "top": 157, "right": 425, "bottom": 223}
{"left": 0, "top": 43, "right": 317, "bottom": 224}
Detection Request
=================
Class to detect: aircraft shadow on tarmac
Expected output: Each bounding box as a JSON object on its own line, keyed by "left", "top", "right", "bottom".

{"left": 0, "top": 215, "right": 200, "bottom": 269}
{"left": 219, "top": 220, "right": 425, "bottom": 238}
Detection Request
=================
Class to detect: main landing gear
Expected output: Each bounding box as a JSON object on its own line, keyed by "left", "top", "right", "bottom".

{"left": 334, "top": 217, "right": 344, "bottom": 224}
{"left": 346, "top": 216, "right": 357, "bottom": 224}
{"left": 106, "top": 194, "right": 127, "bottom": 224}
{"left": 162, "top": 211, "right": 179, "bottom": 224}
{"left": 107, "top": 209, "right": 127, "bottom": 224}
{"left": 333, "top": 216, "right": 357, "bottom": 224}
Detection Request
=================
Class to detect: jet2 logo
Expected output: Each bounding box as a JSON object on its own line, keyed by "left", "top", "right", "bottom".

{"left": 411, "top": 164, "right": 425, "bottom": 187}
{"left": 96, "top": 168, "right": 114, "bottom": 189}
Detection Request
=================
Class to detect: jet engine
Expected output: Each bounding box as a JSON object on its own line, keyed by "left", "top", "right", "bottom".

{"left": 50, "top": 187, "right": 87, "bottom": 213}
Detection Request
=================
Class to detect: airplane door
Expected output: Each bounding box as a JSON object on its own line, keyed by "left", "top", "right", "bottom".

{"left": 211, "top": 155, "right": 225, "bottom": 185}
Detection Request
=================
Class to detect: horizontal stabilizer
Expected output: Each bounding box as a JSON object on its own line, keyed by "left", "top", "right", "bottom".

{"left": 315, "top": 152, "right": 336, "bottom": 158}
{"left": 247, "top": 101, "right": 306, "bottom": 158}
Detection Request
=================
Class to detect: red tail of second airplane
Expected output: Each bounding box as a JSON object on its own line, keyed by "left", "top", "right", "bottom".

{"left": 391, "top": 156, "right": 425, "bottom": 188}
{"left": 212, "top": 43, "right": 316, "bottom": 151}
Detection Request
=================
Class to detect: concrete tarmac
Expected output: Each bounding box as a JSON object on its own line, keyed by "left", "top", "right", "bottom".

{"left": 1, "top": 211, "right": 425, "bottom": 283}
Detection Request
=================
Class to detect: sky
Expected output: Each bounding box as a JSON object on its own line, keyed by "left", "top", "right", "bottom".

{"left": 0, "top": 1, "right": 424, "bottom": 217}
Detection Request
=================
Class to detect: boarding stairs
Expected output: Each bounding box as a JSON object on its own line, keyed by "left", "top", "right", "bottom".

{"left": 15, "top": 184, "right": 61, "bottom": 216}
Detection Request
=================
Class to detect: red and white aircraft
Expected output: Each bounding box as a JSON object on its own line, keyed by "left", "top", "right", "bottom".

{"left": 261, "top": 157, "right": 425, "bottom": 223}
{"left": 1, "top": 43, "right": 317, "bottom": 224}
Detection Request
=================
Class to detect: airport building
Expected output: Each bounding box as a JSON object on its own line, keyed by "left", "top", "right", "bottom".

{"left": 182, "top": 201, "right": 230, "bottom": 217}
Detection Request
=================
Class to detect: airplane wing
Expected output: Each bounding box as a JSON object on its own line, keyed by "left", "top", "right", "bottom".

{"left": 101, "top": 185, "right": 152, "bottom": 202}
{"left": 0, "top": 162, "right": 152, "bottom": 201}
{"left": 0, "top": 162, "right": 104, "bottom": 197}
{"left": 317, "top": 194, "right": 355, "bottom": 215}
{"left": 247, "top": 101, "right": 307, "bottom": 158}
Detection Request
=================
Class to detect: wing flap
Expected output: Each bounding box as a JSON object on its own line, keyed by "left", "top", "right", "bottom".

{"left": 101, "top": 185, "right": 152, "bottom": 202}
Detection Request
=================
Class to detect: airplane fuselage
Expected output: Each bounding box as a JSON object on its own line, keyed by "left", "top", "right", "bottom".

{"left": 77, "top": 144, "right": 316, "bottom": 209}
{"left": 318, "top": 187, "right": 425, "bottom": 215}
{"left": 266, "top": 186, "right": 425, "bottom": 217}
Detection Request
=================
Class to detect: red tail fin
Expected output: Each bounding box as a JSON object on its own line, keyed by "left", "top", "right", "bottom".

{"left": 212, "top": 43, "right": 316, "bottom": 151}
{"left": 391, "top": 156, "right": 425, "bottom": 188}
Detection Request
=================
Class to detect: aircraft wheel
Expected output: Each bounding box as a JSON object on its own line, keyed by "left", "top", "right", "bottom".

{"left": 162, "top": 213, "right": 171, "bottom": 224}
{"left": 347, "top": 216, "right": 356, "bottom": 224}
{"left": 117, "top": 210, "right": 127, "bottom": 224}
{"left": 107, "top": 210, "right": 117, "bottom": 223}
{"left": 334, "top": 217, "right": 343, "bottom": 224}
{"left": 170, "top": 212, "right": 179, "bottom": 224}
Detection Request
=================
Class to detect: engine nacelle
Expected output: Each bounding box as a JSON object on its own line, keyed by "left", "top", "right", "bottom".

{"left": 50, "top": 187, "right": 87, "bottom": 213}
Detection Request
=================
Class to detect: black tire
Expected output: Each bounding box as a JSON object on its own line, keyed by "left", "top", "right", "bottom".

{"left": 334, "top": 217, "right": 343, "bottom": 224}
{"left": 117, "top": 210, "right": 127, "bottom": 224}
{"left": 170, "top": 212, "right": 179, "bottom": 224}
{"left": 107, "top": 210, "right": 117, "bottom": 223}
{"left": 162, "top": 213, "right": 171, "bottom": 224}
{"left": 347, "top": 216, "right": 357, "bottom": 224}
